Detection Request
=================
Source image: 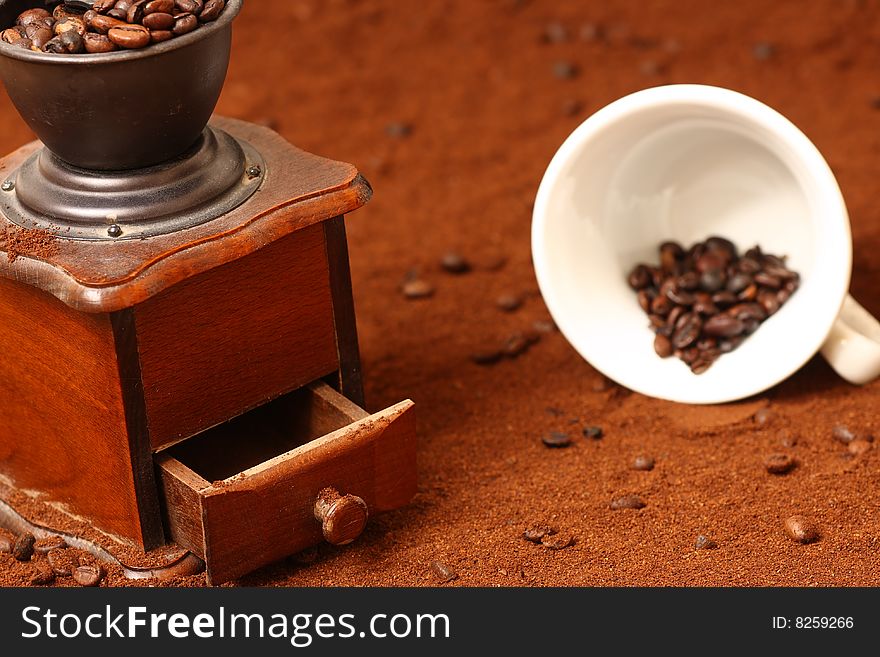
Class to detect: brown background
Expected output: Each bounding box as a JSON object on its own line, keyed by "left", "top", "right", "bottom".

{"left": 3, "top": 0, "right": 880, "bottom": 585}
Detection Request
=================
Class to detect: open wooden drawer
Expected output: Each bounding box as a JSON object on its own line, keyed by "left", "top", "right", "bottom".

{"left": 155, "top": 382, "right": 416, "bottom": 584}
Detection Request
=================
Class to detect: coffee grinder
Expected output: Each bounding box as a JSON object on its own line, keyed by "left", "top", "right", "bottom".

{"left": 0, "top": 0, "right": 416, "bottom": 585}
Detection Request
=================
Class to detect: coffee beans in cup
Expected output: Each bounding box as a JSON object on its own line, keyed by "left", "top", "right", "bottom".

{"left": 2, "top": 1, "right": 226, "bottom": 54}
{"left": 627, "top": 237, "right": 799, "bottom": 374}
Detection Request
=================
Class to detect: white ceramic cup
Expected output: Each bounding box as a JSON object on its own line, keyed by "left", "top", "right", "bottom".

{"left": 532, "top": 84, "right": 880, "bottom": 404}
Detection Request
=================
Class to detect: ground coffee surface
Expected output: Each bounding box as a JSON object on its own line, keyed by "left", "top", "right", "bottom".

{"left": 1, "top": 0, "right": 879, "bottom": 586}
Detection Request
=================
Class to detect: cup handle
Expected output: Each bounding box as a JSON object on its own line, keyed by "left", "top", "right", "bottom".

{"left": 820, "top": 295, "right": 880, "bottom": 385}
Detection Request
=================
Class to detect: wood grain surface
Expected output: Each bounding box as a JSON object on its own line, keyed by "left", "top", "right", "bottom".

{"left": 0, "top": 276, "right": 149, "bottom": 545}
{"left": 0, "top": 117, "right": 372, "bottom": 313}
{"left": 136, "top": 223, "right": 339, "bottom": 449}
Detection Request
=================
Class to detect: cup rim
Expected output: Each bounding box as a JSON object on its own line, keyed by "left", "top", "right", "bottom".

{"left": 0, "top": 0, "right": 241, "bottom": 65}
{"left": 531, "top": 84, "right": 852, "bottom": 404}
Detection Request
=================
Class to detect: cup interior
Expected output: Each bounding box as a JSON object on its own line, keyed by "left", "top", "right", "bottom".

{"left": 532, "top": 85, "right": 851, "bottom": 404}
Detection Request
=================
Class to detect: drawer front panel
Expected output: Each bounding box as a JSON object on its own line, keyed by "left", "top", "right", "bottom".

{"left": 156, "top": 383, "right": 416, "bottom": 584}
{"left": 137, "top": 224, "right": 339, "bottom": 449}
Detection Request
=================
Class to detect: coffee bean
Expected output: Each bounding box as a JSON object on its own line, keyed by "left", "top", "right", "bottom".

{"left": 665, "top": 304, "right": 685, "bottom": 329}
{"left": 73, "top": 564, "right": 104, "bottom": 587}
{"left": 726, "top": 272, "right": 752, "bottom": 293}
{"left": 631, "top": 455, "right": 655, "bottom": 471}
{"left": 470, "top": 348, "right": 502, "bottom": 365}
{"left": 552, "top": 60, "right": 578, "bottom": 79}
{"left": 532, "top": 318, "right": 556, "bottom": 334}
{"left": 696, "top": 337, "right": 717, "bottom": 351}
{"left": 541, "top": 533, "right": 573, "bottom": 550}
{"left": 57, "top": 30, "right": 86, "bottom": 53}
{"left": 637, "top": 289, "right": 653, "bottom": 313}
{"left": 172, "top": 13, "right": 198, "bottom": 35}
{"left": 832, "top": 425, "right": 860, "bottom": 444}
{"left": 671, "top": 312, "right": 701, "bottom": 348}
{"left": 675, "top": 346, "right": 699, "bottom": 365}
{"left": 738, "top": 282, "right": 758, "bottom": 301}
{"left": 541, "top": 21, "right": 568, "bottom": 43}
{"left": 12, "top": 532, "right": 35, "bottom": 561}
{"left": 848, "top": 439, "right": 873, "bottom": 456}
{"left": 496, "top": 293, "right": 522, "bottom": 312}
{"left": 16, "top": 8, "right": 51, "bottom": 28}
{"left": 146, "top": 0, "right": 175, "bottom": 14}
{"left": 784, "top": 515, "right": 819, "bottom": 544}
{"left": 758, "top": 289, "right": 781, "bottom": 315}
{"left": 83, "top": 32, "right": 116, "bottom": 52}
{"left": 94, "top": 0, "right": 118, "bottom": 12}
{"left": 401, "top": 277, "right": 434, "bottom": 299}
{"left": 677, "top": 270, "right": 700, "bottom": 291}
{"left": 430, "top": 561, "right": 458, "bottom": 583}
{"left": 693, "top": 296, "right": 719, "bottom": 316}
{"left": 765, "top": 453, "right": 795, "bottom": 475}
{"left": 653, "top": 333, "right": 672, "bottom": 358}
{"left": 54, "top": 17, "right": 86, "bottom": 36}
{"left": 753, "top": 42, "right": 776, "bottom": 60}
{"left": 440, "top": 251, "right": 471, "bottom": 274}
{"left": 30, "top": 561, "right": 55, "bottom": 586}
{"left": 177, "top": 0, "right": 204, "bottom": 10}
{"left": 542, "top": 431, "right": 572, "bottom": 448}
{"left": 742, "top": 318, "right": 760, "bottom": 334}
{"left": 659, "top": 240, "right": 685, "bottom": 259}
{"left": 198, "top": 0, "right": 225, "bottom": 22}
{"left": 582, "top": 425, "right": 603, "bottom": 439}
{"left": 43, "top": 35, "right": 68, "bottom": 53}
{"left": 718, "top": 336, "right": 744, "bottom": 353}
{"left": 690, "top": 358, "right": 713, "bottom": 374}
{"left": 711, "top": 290, "right": 737, "bottom": 307}
{"left": 754, "top": 271, "right": 782, "bottom": 289}
{"left": 87, "top": 12, "right": 126, "bottom": 33}
{"left": 650, "top": 293, "right": 672, "bottom": 316}
{"left": 150, "top": 29, "right": 173, "bottom": 42}
{"left": 705, "top": 235, "right": 737, "bottom": 258}
{"left": 753, "top": 407, "right": 773, "bottom": 425}
{"left": 25, "top": 24, "right": 53, "bottom": 49}
{"left": 666, "top": 287, "right": 695, "bottom": 306}
{"left": 702, "top": 314, "right": 744, "bottom": 338}
{"left": 648, "top": 314, "right": 666, "bottom": 332}
{"left": 47, "top": 549, "right": 77, "bottom": 576}
{"left": 50, "top": 5, "right": 75, "bottom": 21}
{"left": 34, "top": 536, "right": 67, "bottom": 555}
{"left": 523, "top": 525, "right": 556, "bottom": 543}
{"left": 108, "top": 23, "right": 149, "bottom": 48}
{"left": 503, "top": 332, "right": 533, "bottom": 358}
{"left": 738, "top": 254, "right": 762, "bottom": 273}
{"left": 610, "top": 494, "right": 646, "bottom": 510}
{"left": 142, "top": 11, "right": 173, "bottom": 29}
{"left": 699, "top": 269, "right": 725, "bottom": 292}
{"left": 628, "top": 264, "right": 652, "bottom": 290}
{"left": 1, "top": 27, "right": 25, "bottom": 43}
{"left": 694, "top": 535, "right": 718, "bottom": 550}
{"left": 694, "top": 251, "right": 725, "bottom": 275}
{"left": 127, "top": 1, "right": 147, "bottom": 26}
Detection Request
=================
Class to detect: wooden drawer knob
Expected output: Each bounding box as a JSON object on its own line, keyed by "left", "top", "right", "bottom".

{"left": 314, "top": 487, "right": 368, "bottom": 546}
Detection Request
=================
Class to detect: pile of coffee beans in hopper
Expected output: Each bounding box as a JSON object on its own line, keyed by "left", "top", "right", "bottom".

{"left": 1, "top": 1, "right": 226, "bottom": 54}
{"left": 627, "top": 237, "right": 800, "bottom": 374}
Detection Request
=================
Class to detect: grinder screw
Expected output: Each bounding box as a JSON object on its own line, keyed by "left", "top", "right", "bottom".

{"left": 107, "top": 224, "right": 122, "bottom": 238}
{"left": 246, "top": 165, "right": 262, "bottom": 180}
{"left": 1, "top": 180, "right": 14, "bottom": 192}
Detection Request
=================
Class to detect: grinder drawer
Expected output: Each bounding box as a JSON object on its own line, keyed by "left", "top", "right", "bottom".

{"left": 155, "top": 381, "right": 416, "bottom": 585}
